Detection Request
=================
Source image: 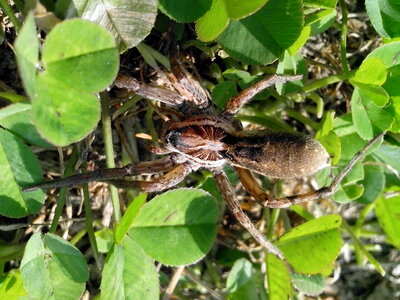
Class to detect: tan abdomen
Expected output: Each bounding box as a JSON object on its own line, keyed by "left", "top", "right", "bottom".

{"left": 224, "top": 131, "right": 330, "bottom": 178}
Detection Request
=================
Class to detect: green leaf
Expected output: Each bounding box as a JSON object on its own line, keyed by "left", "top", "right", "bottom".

{"left": 0, "top": 129, "right": 44, "bottom": 218}
{"left": 384, "top": 66, "right": 400, "bottom": 132}
{"left": 20, "top": 233, "right": 89, "bottom": 300}
{"left": 159, "top": 0, "right": 212, "bottom": 23}
{"left": 276, "top": 52, "right": 307, "bottom": 94}
{"left": 333, "top": 183, "right": 364, "bottom": 203}
{"left": 217, "top": 0, "right": 303, "bottom": 64}
{"left": 129, "top": 188, "right": 218, "bottom": 265}
{"left": 115, "top": 193, "right": 147, "bottom": 244}
{"left": 306, "top": 8, "right": 337, "bottom": 35}
{"left": 196, "top": 0, "right": 268, "bottom": 41}
{"left": 287, "top": 25, "right": 311, "bottom": 55}
{"left": 357, "top": 84, "right": 390, "bottom": 107}
{"left": 373, "top": 143, "right": 400, "bottom": 177}
{"left": 304, "top": 0, "right": 338, "bottom": 8}
{"left": 196, "top": 0, "right": 230, "bottom": 42}
{"left": 365, "top": 0, "right": 400, "bottom": 39}
{"left": 226, "top": 258, "right": 267, "bottom": 300}
{"left": 0, "top": 103, "right": 53, "bottom": 148}
{"left": 316, "top": 112, "right": 340, "bottom": 165}
{"left": 0, "top": 270, "right": 27, "bottom": 299}
{"left": 357, "top": 164, "right": 385, "bottom": 204}
{"left": 211, "top": 80, "right": 237, "bottom": 108}
{"left": 276, "top": 215, "right": 342, "bottom": 274}
{"left": 353, "top": 57, "right": 387, "bottom": 85}
{"left": 318, "top": 131, "right": 341, "bottom": 165}
{"left": 265, "top": 254, "right": 293, "bottom": 300}
{"left": 61, "top": 0, "right": 157, "bottom": 50}
{"left": 100, "top": 237, "right": 159, "bottom": 300}
{"left": 365, "top": 41, "right": 400, "bottom": 68}
{"left": 291, "top": 273, "right": 325, "bottom": 296}
{"left": 351, "top": 88, "right": 373, "bottom": 139}
{"left": 95, "top": 228, "right": 114, "bottom": 253}
{"left": 226, "top": 0, "right": 268, "bottom": 19}
{"left": 31, "top": 74, "right": 101, "bottom": 147}
{"left": 375, "top": 193, "right": 400, "bottom": 249}
{"left": 351, "top": 87, "right": 394, "bottom": 140}
{"left": 42, "top": 19, "right": 119, "bottom": 93}
{"left": 14, "top": 12, "right": 38, "bottom": 98}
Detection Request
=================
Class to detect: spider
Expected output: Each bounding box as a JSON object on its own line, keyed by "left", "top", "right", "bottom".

{"left": 24, "top": 59, "right": 384, "bottom": 258}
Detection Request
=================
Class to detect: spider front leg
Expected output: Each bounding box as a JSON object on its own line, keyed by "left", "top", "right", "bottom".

{"left": 212, "top": 169, "right": 283, "bottom": 258}
{"left": 23, "top": 156, "right": 176, "bottom": 192}
{"left": 236, "top": 131, "right": 386, "bottom": 208}
{"left": 223, "top": 74, "right": 303, "bottom": 116}
{"left": 107, "top": 163, "right": 195, "bottom": 192}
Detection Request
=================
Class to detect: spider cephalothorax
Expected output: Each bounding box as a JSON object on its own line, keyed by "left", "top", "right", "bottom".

{"left": 24, "top": 61, "right": 384, "bottom": 258}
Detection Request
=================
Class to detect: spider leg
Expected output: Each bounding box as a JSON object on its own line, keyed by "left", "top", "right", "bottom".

{"left": 212, "top": 169, "right": 283, "bottom": 258}
{"left": 107, "top": 163, "right": 194, "bottom": 192}
{"left": 115, "top": 73, "right": 185, "bottom": 106}
{"left": 237, "top": 131, "right": 386, "bottom": 208}
{"left": 223, "top": 74, "right": 303, "bottom": 116}
{"left": 23, "top": 156, "right": 175, "bottom": 192}
{"left": 168, "top": 58, "right": 210, "bottom": 109}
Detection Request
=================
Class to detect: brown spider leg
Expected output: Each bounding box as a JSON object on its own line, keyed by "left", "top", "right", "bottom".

{"left": 114, "top": 73, "right": 185, "bottom": 106}
{"left": 236, "top": 131, "right": 386, "bottom": 208}
{"left": 212, "top": 169, "right": 284, "bottom": 258}
{"left": 168, "top": 58, "right": 210, "bottom": 109}
{"left": 23, "top": 156, "right": 175, "bottom": 192}
{"left": 107, "top": 163, "right": 194, "bottom": 192}
{"left": 223, "top": 74, "right": 303, "bottom": 116}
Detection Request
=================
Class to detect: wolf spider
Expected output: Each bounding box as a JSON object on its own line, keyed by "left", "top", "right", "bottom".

{"left": 25, "top": 60, "right": 384, "bottom": 258}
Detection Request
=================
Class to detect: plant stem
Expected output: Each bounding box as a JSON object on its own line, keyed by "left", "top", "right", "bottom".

{"left": 100, "top": 92, "right": 121, "bottom": 222}
{"left": 285, "top": 108, "right": 319, "bottom": 129}
{"left": 300, "top": 71, "right": 356, "bottom": 94}
{"left": 83, "top": 184, "right": 101, "bottom": 270}
{"left": 49, "top": 146, "right": 79, "bottom": 233}
{"left": 266, "top": 208, "right": 280, "bottom": 240}
{"left": 341, "top": 220, "right": 385, "bottom": 276}
{"left": 0, "top": 0, "right": 21, "bottom": 32}
{"left": 339, "top": 0, "right": 350, "bottom": 74}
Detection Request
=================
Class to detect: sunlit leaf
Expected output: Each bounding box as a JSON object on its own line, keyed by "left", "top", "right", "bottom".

{"left": 101, "top": 237, "right": 159, "bottom": 300}
{"left": 375, "top": 192, "right": 400, "bottom": 249}
{"left": 62, "top": 0, "right": 157, "bottom": 50}
{"left": 266, "top": 254, "right": 293, "bottom": 300}
{"left": 14, "top": 12, "right": 38, "bottom": 98}
{"left": 217, "top": 0, "right": 303, "bottom": 64}
{"left": 20, "top": 233, "right": 89, "bottom": 300}
{"left": 129, "top": 188, "right": 218, "bottom": 265}
{"left": 276, "top": 215, "right": 342, "bottom": 274}
{"left": 0, "top": 129, "right": 44, "bottom": 217}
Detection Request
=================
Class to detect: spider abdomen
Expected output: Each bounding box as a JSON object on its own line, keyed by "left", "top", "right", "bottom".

{"left": 224, "top": 131, "right": 330, "bottom": 178}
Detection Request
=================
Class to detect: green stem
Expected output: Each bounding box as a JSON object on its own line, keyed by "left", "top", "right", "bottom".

{"left": 341, "top": 220, "right": 385, "bottom": 276}
{"left": 300, "top": 71, "right": 356, "bottom": 94}
{"left": 0, "top": 0, "right": 21, "bottom": 32}
{"left": 285, "top": 108, "right": 319, "bottom": 129}
{"left": 100, "top": 92, "right": 121, "bottom": 222}
{"left": 145, "top": 105, "right": 158, "bottom": 143}
{"left": 266, "top": 208, "right": 280, "bottom": 240}
{"left": 339, "top": 0, "right": 350, "bottom": 74}
{"left": 49, "top": 146, "right": 79, "bottom": 233}
{"left": 83, "top": 184, "right": 101, "bottom": 270}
